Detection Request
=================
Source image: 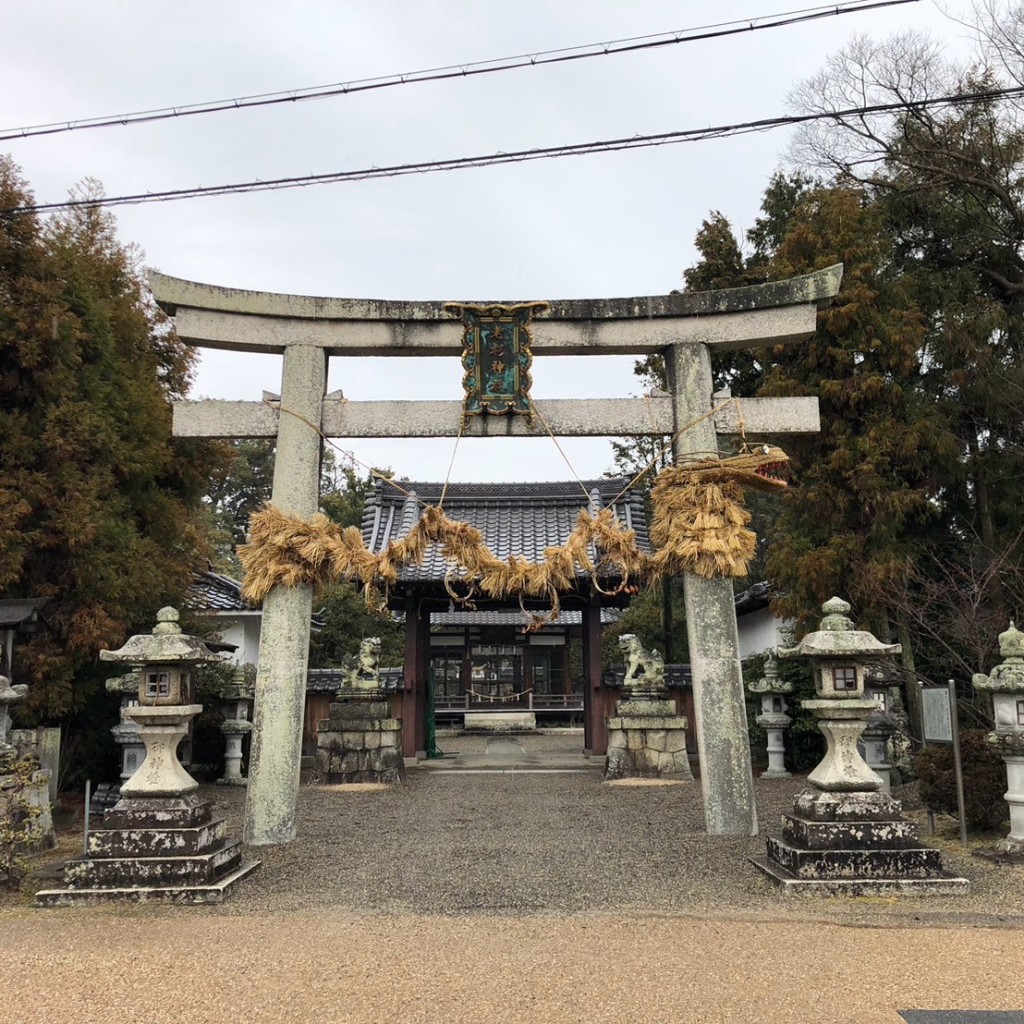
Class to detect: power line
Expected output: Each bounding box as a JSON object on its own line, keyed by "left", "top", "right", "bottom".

{"left": 0, "top": 0, "right": 919, "bottom": 142}
{"left": 10, "top": 84, "right": 1019, "bottom": 216}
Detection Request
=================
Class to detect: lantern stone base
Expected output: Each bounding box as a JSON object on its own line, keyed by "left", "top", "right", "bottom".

{"left": 752, "top": 787, "right": 969, "bottom": 895}
{"left": 605, "top": 700, "right": 693, "bottom": 780}
{"left": 315, "top": 697, "right": 405, "bottom": 785}
{"left": 34, "top": 795, "right": 259, "bottom": 906}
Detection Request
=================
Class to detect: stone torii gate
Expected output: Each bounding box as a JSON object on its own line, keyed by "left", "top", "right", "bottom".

{"left": 152, "top": 265, "right": 842, "bottom": 846}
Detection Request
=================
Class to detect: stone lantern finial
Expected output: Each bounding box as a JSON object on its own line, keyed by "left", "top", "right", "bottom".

{"left": 153, "top": 606, "right": 182, "bottom": 636}
{"left": 998, "top": 620, "right": 1024, "bottom": 660}
{"left": 820, "top": 596, "right": 854, "bottom": 631}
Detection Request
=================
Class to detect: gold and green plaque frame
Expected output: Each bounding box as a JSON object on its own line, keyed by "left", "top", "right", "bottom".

{"left": 445, "top": 302, "right": 549, "bottom": 419}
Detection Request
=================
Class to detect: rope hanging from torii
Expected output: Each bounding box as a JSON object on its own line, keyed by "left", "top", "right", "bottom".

{"left": 237, "top": 443, "right": 792, "bottom": 618}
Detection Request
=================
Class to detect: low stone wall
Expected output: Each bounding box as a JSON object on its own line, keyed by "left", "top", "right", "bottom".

{"left": 315, "top": 698, "right": 405, "bottom": 785}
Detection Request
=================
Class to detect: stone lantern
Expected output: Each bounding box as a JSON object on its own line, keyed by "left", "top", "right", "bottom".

{"left": 219, "top": 663, "right": 254, "bottom": 786}
{"left": 972, "top": 621, "right": 1024, "bottom": 861}
{"left": 99, "top": 607, "right": 208, "bottom": 800}
{"left": 747, "top": 653, "right": 792, "bottom": 779}
{"left": 752, "top": 597, "right": 967, "bottom": 894}
{"left": 860, "top": 666, "right": 902, "bottom": 794}
{"left": 36, "top": 607, "right": 259, "bottom": 905}
{"left": 106, "top": 671, "right": 146, "bottom": 786}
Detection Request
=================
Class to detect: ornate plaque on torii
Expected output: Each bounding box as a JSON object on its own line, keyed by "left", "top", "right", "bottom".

{"left": 152, "top": 265, "right": 843, "bottom": 848}
{"left": 445, "top": 301, "right": 548, "bottom": 419}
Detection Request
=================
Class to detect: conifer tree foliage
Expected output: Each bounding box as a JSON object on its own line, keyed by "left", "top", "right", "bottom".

{"left": 0, "top": 160, "right": 218, "bottom": 720}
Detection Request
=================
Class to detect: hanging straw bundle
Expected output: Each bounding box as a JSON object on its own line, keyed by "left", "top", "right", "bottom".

{"left": 648, "top": 445, "right": 790, "bottom": 579}
{"left": 237, "top": 444, "right": 789, "bottom": 615}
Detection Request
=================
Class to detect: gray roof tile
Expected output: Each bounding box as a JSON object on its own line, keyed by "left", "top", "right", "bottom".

{"left": 363, "top": 478, "right": 649, "bottom": 584}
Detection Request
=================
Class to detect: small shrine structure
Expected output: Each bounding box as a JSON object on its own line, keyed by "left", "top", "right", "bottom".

{"left": 362, "top": 477, "right": 646, "bottom": 759}
{"left": 153, "top": 264, "right": 841, "bottom": 845}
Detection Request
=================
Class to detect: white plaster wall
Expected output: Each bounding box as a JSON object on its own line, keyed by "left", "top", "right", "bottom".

{"left": 208, "top": 614, "right": 262, "bottom": 666}
{"left": 737, "top": 608, "right": 792, "bottom": 660}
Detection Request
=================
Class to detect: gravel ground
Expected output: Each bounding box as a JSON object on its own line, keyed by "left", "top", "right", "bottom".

{"left": 7, "top": 729, "right": 1024, "bottom": 924}
{"left": 2, "top": 730, "right": 1024, "bottom": 1022}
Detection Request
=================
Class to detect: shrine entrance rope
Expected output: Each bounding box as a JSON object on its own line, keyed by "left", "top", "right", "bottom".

{"left": 239, "top": 395, "right": 793, "bottom": 626}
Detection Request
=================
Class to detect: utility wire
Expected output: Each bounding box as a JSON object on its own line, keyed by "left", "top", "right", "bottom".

{"left": 0, "top": 0, "right": 919, "bottom": 142}
{"left": 8, "top": 84, "right": 1021, "bottom": 216}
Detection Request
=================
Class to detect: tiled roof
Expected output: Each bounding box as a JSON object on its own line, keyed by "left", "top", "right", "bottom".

{"left": 187, "top": 572, "right": 257, "bottom": 612}
{"left": 188, "top": 571, "right": 325, "bottom": 629}
{"left": 0, "top": 598, "right": 48, "bottom": 630}
{"left": 734, "top": 581, "right": 772, "bottom": 616}
{"left": 362, "top": 478, "right": 650, "bottom": 584}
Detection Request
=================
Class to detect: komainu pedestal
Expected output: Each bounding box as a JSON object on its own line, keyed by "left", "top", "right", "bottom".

{"left": 315, "top": 638, "right": 405, "bottom": 784}
{"left": 605, "top": 635, "right": 692, "bottom": 780}
{"left": 752, "top": 598, "right": 968, "bottom": 895}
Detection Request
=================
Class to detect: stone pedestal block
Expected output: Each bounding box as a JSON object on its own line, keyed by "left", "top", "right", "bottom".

{"left": 605, "top": 699, "right": 693, "bottom": 780}
{"left": 315, "top": 697, "right": 405, "bottom": 784}
{"left": 752, "top": 788, "right": 968, "bottom": 895}
{"left": 0, "top": 765, "right": 55, "bottom": 852}
{"left": 35, "top": 792, "right": 259, "bottom": 906}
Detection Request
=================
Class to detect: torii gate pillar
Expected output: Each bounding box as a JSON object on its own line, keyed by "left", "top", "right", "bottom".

{"left": 668, "top": 343, "right": 756, "bottom": 835}
{"left": 243, "top": 346, "right": 326, "bottom": 846}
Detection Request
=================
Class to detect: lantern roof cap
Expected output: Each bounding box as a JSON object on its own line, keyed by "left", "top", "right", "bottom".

{"left": 973, "top": 620, "right": 1024, "bottom": 692}
{"left": 748, "top": 652, "right": 794, "bottom": 694}
{"left": 99, "top": 607, "right": 221, "bottom": 666}
{"left": 777, "top": 597, "right": 901, "bottom": 661}
{"left": 999, "top": 620, "right": 1024, "bottom": 660}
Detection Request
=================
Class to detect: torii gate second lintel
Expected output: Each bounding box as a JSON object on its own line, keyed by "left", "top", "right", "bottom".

{"left": 151, "top": 265, "right": 843, "bottom": 848}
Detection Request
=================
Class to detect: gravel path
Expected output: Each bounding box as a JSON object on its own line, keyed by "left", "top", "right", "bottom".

{"left": 2, "top": 730, "right": 1023, "bottom": 1022}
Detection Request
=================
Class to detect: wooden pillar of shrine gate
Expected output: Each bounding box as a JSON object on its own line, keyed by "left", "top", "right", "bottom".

{"left": 153, "top": 263, "right": 841, "bottom": 845}
{"left": 402, "top": 602, "right": 430, "bottom": 760}
{"left": 667, "top": 343, "right": 756, "bottom": 835}
{"left": 582, "top": 601, "right": 605, "bottom": 756}
{"left": 243, "top": 345, "right": 326, "bottom": 846}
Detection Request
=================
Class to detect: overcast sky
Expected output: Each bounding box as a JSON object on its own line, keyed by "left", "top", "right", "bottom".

{"left": 1, "top": 0, "right": 976, "bottom": 482}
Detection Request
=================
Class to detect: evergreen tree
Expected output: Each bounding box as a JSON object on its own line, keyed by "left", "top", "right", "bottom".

{"left": 0, "top": 161, "right": 219, "bottom": 722}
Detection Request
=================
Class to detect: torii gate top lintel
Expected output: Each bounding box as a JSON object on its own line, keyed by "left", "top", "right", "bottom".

{"left": 149, "top": 264, "right": 842, "bottom": 358}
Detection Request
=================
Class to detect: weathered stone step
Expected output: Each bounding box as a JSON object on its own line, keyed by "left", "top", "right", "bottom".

{"left": 87, "top": 817, "right": 227, "bottom": 858}
{"left": 765, "top": 837, "right": 945, "bottom": 879}
{"left": 36, "top": 860, "right": 261, "bottom": 907}
{"left": 750, "top": 855, "right": 970, "bottom": 896}
{"left": 781, "top": 814, "right": 919, "bottom": 851}
{"left": 61, "top": 839, "right": 242, "bottom": 888}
